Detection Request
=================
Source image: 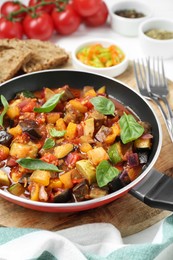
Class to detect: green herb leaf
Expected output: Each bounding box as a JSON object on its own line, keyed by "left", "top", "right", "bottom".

{"left": 34, "top": 92, "right": 64, "bottom": 113}
{"left": 49, "top": 128, "right": 66, "bottom": 137}
{"left": 21, "top": 90, "right": 35, "bottom": 98}
{"left": 108, "top": 142, "right": 123, "bottom": 164}
{"left": 0, "top": 95, "right": 9, "bottom": 128}
{"left": 42, "top": 138, "right": 55, "bottom": 150}
{"left": 119, "top": 113, "right": 144, "bottom": 144}
{"left": 96, "top": 160, "right": 120, "bottom": 187}
{"left": 17, "top": 158, "right": 62, "bottom": 172}
{"left": 90, "top": 96, "right": 115, "bottom": 116}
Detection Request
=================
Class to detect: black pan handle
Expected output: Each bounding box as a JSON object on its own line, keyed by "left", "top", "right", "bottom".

{"left": 129, "top": 168, "right": 173, "bottom": 211}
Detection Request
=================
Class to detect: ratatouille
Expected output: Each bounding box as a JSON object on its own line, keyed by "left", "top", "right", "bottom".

{"left": 0, "top": 84, "right": 153, "bottom": 203}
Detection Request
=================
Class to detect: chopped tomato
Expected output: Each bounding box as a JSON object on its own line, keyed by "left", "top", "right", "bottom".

{"left": 19, "top": 99, "right": 36, "bottom": 112}
{"left": 41, "top": 153, "right": 59, "bottom": 166}
{"left": 65, "top": 152, "right": 81, "bottom": 167}
{"left": 6, "top": 157, "right": 18, "bottom": 167}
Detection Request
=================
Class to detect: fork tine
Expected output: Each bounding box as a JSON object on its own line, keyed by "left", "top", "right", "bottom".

{"left": 134, "top": 59, "right": 147, "bottom": 91}
{"left": 160, "top": 57, "right": 168, "bottom": 87}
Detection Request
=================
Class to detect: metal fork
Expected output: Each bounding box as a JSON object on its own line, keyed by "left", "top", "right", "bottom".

{"left": 147, "top": 57, "right": 173, "bottom": 127}
{"left": 133, "top": 59, "right": 173, "bottom": 142}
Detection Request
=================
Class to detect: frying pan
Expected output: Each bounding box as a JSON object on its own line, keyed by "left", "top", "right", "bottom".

{"left": 0, "top": 69, "right": 173, "bottom": 212}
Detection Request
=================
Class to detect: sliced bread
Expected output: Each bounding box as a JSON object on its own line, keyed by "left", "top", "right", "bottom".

{"left": 22, "top": 39, "right": 69, "bottom": 73}
{"left": 0, "top": 42, "right": 32, "bottom": 83}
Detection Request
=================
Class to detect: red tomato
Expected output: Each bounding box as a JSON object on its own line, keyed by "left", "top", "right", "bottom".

{"left": 0, "top": 17, "right": 23, "bottom": 39}
{"left": 28, "top": 0, "right": 56, "bottom": 14}
{"left": 19, "top": 100, "right": 37, "bottom": 113}
{"left": 51, "top": 5, "right": 81, "bottom": 35}
{"left": 41, "top": 153, "right": 59, "bottom": 166}
{"left": 73, "top": 0, "right": 102, "bottom": 17}
{"left": 65, "top": 152, "right": 81, "bottom": 167}
{"left": 1, "top": 1, "right": 27, "bottom": 20}
{"left": 84, "top": 1, "right": 108, "bottom": 27}
{"left": 22, "top": 12, "right": 54, "bottom": 41}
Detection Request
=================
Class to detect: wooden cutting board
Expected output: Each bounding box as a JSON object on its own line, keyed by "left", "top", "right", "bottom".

{"left": 0, "top": 62, "right": 172, "bottom": 237}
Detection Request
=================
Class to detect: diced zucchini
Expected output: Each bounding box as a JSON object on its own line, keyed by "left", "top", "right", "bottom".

{"left": 108, "top": 142, "right": 123, "bottom": 164}
{"left": 8, "top": 183, "right": 25, "bottom": 196}
{"left": 83, "top": 118, "right": 94, "bottom": 137}
{"left": 54, "top": 143, "right": 74, "bottom": 158}
{"left": 76, "top": 160, "right": 96, "bottom": 184}
{"left": 0, "top": 170, "right": 10, "bottom": 186}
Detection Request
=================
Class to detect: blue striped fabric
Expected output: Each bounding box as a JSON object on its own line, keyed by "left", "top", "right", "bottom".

{"left": 0, "top": 214, "right": 173, "bottom": 260}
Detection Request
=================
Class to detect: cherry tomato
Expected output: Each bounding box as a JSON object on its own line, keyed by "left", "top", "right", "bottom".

{"left": 28, "top": 0, "right": 56, "bottom": 14}
{"left": 51, "top": 5, "right": 81, "bottom": 35}
{"left": 1, "top": 1, "right": 27, "bottom": 21}
{"left": 0, "top": 17, "right": 23, "bottom": 39}
{"left": 73, "top": 0, "right": 102, "bottom": 17}
{"left": 84, "top": 1, "right": 108, "bottom": 27}
{"left": 23, "top": 12, "right": 54, "bottom": 41}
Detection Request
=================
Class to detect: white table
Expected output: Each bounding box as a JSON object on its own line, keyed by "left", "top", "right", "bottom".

{"left": 1, "top": 0, "right": 173, "bottom": 246}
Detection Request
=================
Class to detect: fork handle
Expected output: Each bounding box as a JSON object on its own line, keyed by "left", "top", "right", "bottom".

{"left": 152, "top": 96, "right": 173, "bottom": 142}
{"left": 161, "top": 96, "right": 173, "bottom": 127}
{"left": 130, "top": 168, "right": 173, "bottom": 211}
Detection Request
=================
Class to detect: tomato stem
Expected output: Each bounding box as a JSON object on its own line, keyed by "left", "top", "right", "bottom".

{"left": 8, "top": 0, "right": 69, "bottom": 21}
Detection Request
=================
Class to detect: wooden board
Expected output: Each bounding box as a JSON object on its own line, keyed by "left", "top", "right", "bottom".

{"left": 0, "top": 62, "right": 172, "bottom": 237}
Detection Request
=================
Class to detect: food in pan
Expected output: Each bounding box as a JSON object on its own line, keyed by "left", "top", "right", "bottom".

{"left": 0, "top": 84, "right": 153, "bottom": 203}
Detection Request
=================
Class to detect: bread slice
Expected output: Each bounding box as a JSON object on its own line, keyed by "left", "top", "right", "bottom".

{"left": 22, "top": 39, "right": 69, "bottom": 73}
{"left": 0, "top": 38, "right": 69, "bottom": 83}
{"left": 0, "top": 41, "right": 32, "bottom": 83}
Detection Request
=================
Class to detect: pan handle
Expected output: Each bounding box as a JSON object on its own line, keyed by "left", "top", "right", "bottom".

{"left": 129, "top": 168, "right": 173, "bottom": 211}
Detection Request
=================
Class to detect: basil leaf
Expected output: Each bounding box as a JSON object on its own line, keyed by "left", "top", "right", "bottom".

{"left": 0, "top": 95, "right": 9, "bottom": 127}
{"left": 49, "top": 128, "right": 66, "bottom": 137}
{"left": 119, "top": 113, "right": 144, "bottom": 144}
{"left": 42, "top": 138, "right": 55, "bottom": 150}
{"left": 21, "top": 90, "right": 35, "bottom": 98}
{"left": 17, "top": 158, "right": 62, "bottom": 172}
{"left": 90, "top": 96, "right": 115, "bottom": 116}
{"left": 34, "top": 92, "right": 64, "bottom": 113}
{"left": 96, "top": 160, "right": 120, "bottom": 187}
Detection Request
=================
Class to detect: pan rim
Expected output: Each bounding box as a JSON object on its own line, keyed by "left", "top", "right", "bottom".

{"left": 0, "top": 69, "right": 162, "bottom": 210}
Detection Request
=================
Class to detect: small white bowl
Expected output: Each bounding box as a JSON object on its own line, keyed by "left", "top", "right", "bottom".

{"left": 139, "top": 17, "right": 173, "bottom": 59}
{"left": 109, "top": 1, "right": 152, "bottom": 37}
{"left": 71, "top": 38, "right": 128, "bottom": 78}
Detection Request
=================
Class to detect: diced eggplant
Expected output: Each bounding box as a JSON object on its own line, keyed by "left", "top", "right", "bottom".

{"left": 95, "top": 125, "right": 112, "bottom": 142}
{"left": 119, "top": 169, "right": 131, "bottom": 186}
{"left": 72, "top": 180, "right": 89, "bottom": 202}
{"left": 89, "top": 184, "right": 108, "bottom": 199}
{"left": 0, "top": 130, "right": 13, "bottom": 146}
{"left": 18, "top": 173, "right": 30, "bottom": 185}
{"left": 127, "top": 153, "right": 139, "bottom": 167}
{"left": 56, "top": 85, "right": 74, "bottom": 101}
{"left": 139, "top": 121, "right": 152, "bottom": 134}
{"left": 134, "top": 137, "right": 152, "bottom": 150}
{"left": 108, "top": 176, "right": 123, "bottom": 192}
{"left": 53, "top": 189, "right": 72, "bottom": 203}
{"left": 87, "top": 111, "right": 107, "bottom": 132}
{"left": 138, "top": 151, "right": 149, "bottom": 164}
{"left": 19, "top": 120, "right": 41, "bottom": 140}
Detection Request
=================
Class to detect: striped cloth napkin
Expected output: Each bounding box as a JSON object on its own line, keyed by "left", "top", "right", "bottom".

{"left": 0, "top": 214, "right": 173, "bottom": 260}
